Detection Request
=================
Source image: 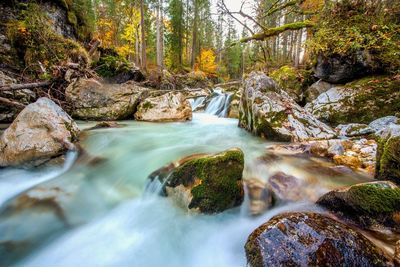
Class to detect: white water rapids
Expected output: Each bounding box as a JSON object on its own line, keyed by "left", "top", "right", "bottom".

{"left": 0, "top": 113, "right": 371, "bottom": 267}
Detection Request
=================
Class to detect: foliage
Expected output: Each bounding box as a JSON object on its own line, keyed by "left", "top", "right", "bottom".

{"left": 195, "top": 49, "right": 217, "bottom": 77}
{"left": 92, "top": 48, "right": 133, "bottom": 78}
{"left": 307, "top": 0, "right": 400, "bottom": 73}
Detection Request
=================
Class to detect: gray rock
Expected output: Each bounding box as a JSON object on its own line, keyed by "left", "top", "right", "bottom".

{"left": 336, "top": 123, "right": 375, "bottom": 137}
{"left": 369, "top": 116, "right": 399, "bottom": 132}
{"left": 0, "top": 98, "right": 79, "bottom": 167}
{"left": 239, "top": 72, "right": 336, "bottom": 142}
{"left": 304, "top": 79, "right": 335, "bottom": 103}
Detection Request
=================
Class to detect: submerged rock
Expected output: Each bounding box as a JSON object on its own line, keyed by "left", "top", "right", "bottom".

{"left": 66, "top": 78, "right": 148, "bottom": 120}
{"left": 317, "top": 181, "right": 400, "bottom": 233}
{"left": 135, "top": 91, "right": 192, "bottom": 122}
{"left": 239, "top": 72, "right": 335, "bottom": 142}
{"left": 335, "top": 123, "right": 375, "bottom": 137}
{"left": 304, "top": 79, "right": 334, "bottom": 103}
{"left": 268, "top": 172, "right": 303, "bottom": 202}
{"left": 245, "top": 212, "right": 389, "bottom": 267}
{"left": 305, "top": 76, "right": 400, "bottom": 124}
{"left": 149, "top": 148, "right": 244, "bottom": 214}
{"left": 244, "top": 178, "right": 272, "bottom": 216}
{"left": 0, "top": 98, "right": 79, "bottom": 167}
{"left": 375, "top": 125, "right": 400, "bottom": 184}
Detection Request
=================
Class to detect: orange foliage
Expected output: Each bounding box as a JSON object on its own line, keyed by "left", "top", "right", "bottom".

{"left": 195, "top": 49, "right": 217, "bottom": 77}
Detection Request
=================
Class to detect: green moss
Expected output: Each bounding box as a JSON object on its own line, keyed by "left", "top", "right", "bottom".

{"left": 270, "top": 66, "right": 303, "bottom": 100}
{"left": 141, "top": 101, "right": 154, "bottom": 111}
{"left": 348, "top": 184, "right": 400, "bottom": 215}
{"left": 376, "top": 135, "right": 400, "bottom": 184}
{"left": 169, "top": 149, "right": 244, "bottom": 214}
{"left": 92, "top": 52, "right": 133, "bottom": 78}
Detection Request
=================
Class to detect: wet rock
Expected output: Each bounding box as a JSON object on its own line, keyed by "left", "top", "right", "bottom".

{"left": 268, "top": 172, "right": 303, "bottom": 202}
{"left": 305, "top": 76, "right": 400, "bottom": 124}
{"left": 228, "top": 99, "right": 240, "bottom": 119}
{"left": 66, "top": 78, "right": 148, "bottom": 120}
{"left": 333, "top": 155, "right": 362, "bottom": 169}
{"left": 149, "top": 148, "right": 244, "bottom": 214}
{"left": 314, "top": 51, "right": 380, "bottom": 84}
{"left": 336, "top": 123, "right": 375, "bottom": 137}
{"left": 394, "top": 240, "right": 400, "bottom": 266}
{"left": 239, "top": 72, "right": 335, "bottom": 142}
{"left": 0, "top": 98, "right": 79, "bottom": 167}
{"left": 135, "top": 91, "right": 192, "bottom": 122}
{"left": 244, "top": 178, "right": 272, "bottom": 216}
{"left": 0, "top": 71, "right": 36, "bottom": 122}
{"left": 245, "top": 212, "right": 390, "bottom": 267}
{"left": 375, "top": 125, "right": 400, "bottom": 184}
{"left": 86, "top": 121, "right": 123, "bottom": 131}
{"left": 304, "top": 80, "right": 334, "bottom": 103}
{"left": 317, "top": 181, "right": 400, "bottom": 233}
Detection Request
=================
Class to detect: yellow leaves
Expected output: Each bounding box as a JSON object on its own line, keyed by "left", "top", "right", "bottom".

{"left": 300, "top": 0, "right": 324, "bottom": 12}
{"left": 195, "top": 49, "right": 217, "bottom": 77}
{"left": 94, "top": 18, "right": 115, "bottom": 47}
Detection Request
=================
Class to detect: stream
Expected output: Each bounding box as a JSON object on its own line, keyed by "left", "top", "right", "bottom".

{"left": 0, "top": 113, "right": 375, "bottom": 267}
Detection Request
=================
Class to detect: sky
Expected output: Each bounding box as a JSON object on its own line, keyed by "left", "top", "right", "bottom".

{"left": 210, "top": 0, "right": 256, "bottom": 32}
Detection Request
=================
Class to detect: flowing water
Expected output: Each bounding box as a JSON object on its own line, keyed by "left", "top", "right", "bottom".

{"left": 0, "top": 113, "right": 375, "bottom": 267}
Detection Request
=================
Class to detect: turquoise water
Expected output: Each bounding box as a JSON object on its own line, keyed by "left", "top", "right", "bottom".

{"left": 0, "top": 114, "right": 371, "bottom": 267}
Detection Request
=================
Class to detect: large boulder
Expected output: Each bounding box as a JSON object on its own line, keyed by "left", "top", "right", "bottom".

{"left": 66, "top": 78, "right": 148, "bottom": 120}
{"left": 148, "top": 148, "right": 244, "bottom": 214}
{"left": 245, "top": 212, "right": 389, "bottom": 267}
{"left": 134, "top": 91, "right": 192, "bottom": 122}
{"left": 0, "top": 98, "right": 79, "bottom": 167}
{"left": 0, "top": 71, "right": 36, "bottom": 122}
{"left": 305, "top": 76, "right": 400, "bottom": 125}
{"left": 317, "top": 181, "right": 400, "bottom": 232}
{"left": 375, "top": 125, "right": 400, "bottom": 184}
{"left": 314, "top": 51, "right": 380, "bottom": 84}
{"left": 304, "top": 80, "right": 334, "bottom": 103}
{"left": 369, "top": 116, "right": 399, "bottom": 135}
{"left": 269, "top": 65, "right": 305, "bottom": 102}
{"left": 239, "top": 72, "right": 335, "bottom": 142}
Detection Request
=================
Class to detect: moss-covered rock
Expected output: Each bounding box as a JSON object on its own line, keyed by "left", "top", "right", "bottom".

{"left": 245, "top": 212, "right": 389, "bottom": 267}
{"left": 270, "top": 66, "right": 306, "bottom": 103}
{"left": 317, "top": 181, "right": 400, "bottom": 232}
{"left": 148, "top": 148, "right": 245, "bottom": 214}
{"left": 375, "top": 125, "right": 400, "bottom": 184}
{"left": 305, "top": 76, "right": 400, "bottom": 125}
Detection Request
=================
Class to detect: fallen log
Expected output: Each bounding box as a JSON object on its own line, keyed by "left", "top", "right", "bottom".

{"left": 0, "top": 96, "right": 26, "bottom": 108}
{"left": 0, "top": 81, "right": 51, "bottom": 92}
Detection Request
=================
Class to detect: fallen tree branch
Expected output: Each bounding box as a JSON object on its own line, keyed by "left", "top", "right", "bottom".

{"left": 0, "top": 81, "right": 51, "bottom": 92}
{"left": 0, "top": 96, "right": 26, "bottom": 108}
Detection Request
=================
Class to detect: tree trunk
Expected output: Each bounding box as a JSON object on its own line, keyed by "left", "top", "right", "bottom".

{"left": 190, "top": 0, "right": 199, "bottom": 69}
{"left": 156, "top": 0, "right": 164, "bottom": 71}
{"left": 140, "top": 0, "right": 147, "bottom": 72}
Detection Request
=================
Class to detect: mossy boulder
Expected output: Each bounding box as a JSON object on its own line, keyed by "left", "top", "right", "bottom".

{"left": 375, "top": 125, "right": 400, "bottom": 184}
{"left": 66, "top": 78, "right": 148, "bottom": 120}
{"left": 304, "top": 80, "right": 335, "bottom": 103}
{"left": 148, "top": 148, "right": 245, "bottom": 214}
{"left": 239, "top": 71, "right": 335, "bottom": 142}
{"left": 305, "top": 76, "right": 400, "bottom": 125}
{"left": 317, "top": 181, "right": 400, "bottom": 232}
{"left": 270, "top": 66, "right": 305, "bottom": 103}
{"left": 245, "top": 212, "right": 389, "bottom": 267}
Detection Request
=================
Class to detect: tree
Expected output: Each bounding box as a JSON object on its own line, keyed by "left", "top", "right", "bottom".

{"left": 140, "top": 0, "right": 147, "bottom": 72}
{"left": 156, "top": 0, "right": 164, "bottom": 70}
{"left": 168, "top": 0, "right": 184, "bottom": 69}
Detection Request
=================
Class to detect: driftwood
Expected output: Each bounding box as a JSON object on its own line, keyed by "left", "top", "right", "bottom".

{"left": 0, "top": 96, "right": 26, "bottom": 108}
{"left": 0, "top": 81, "right": 51, "bottom": 92}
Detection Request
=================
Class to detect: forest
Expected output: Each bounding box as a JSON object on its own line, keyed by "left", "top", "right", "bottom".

{"left": 0, "top": 0, "right": 399, "bottom": 266}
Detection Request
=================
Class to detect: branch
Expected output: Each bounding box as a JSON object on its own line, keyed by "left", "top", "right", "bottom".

{"left": 0, "top": 96, "right": 26, "bottom": 109}
{"left": 236, "top": 20, "right": 315, "bottom": 44}
{"left": 0, "top": 81, "right": 51, "bottom": 92}
{"left": 219, "top": 0, "right": 255, "bottom": 35}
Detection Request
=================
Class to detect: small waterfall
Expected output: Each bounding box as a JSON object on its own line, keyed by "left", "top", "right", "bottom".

{"left": 189, "top": 97, "right": 206, "bottom": 111}
{"left": 204, "top": 89, "right": 233, "bottom": 117}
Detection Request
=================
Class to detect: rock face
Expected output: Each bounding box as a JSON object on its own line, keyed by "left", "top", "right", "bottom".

{"left": 66, "top": 78, "right": 148, "bottom": 120}
{"left": 304, "top": 80, "right": 334, "bottom": 103}
{"left": 0, "top": 71, "right": 36, "bottom": 122}
{"left": 134, "top": 91, "right": 192, "bottom": 122}
{"left": 369, "top": 116, "right": 399, "bottom": 133}
{"left": 269, "top": 65, "right": 304, "bottom": 102}
{"left": 335, "top": 123, "right": 375, "bottom": 137}
{"left": 245, "top": 212, "right": 389, "bottom": 267}
{"left": 239, "top": 72, "right": 335, "bottom": 142}
{"left": 148, "top": 148, "right": 244, "bottom": 214}
{"left": 0, "top": 98, "right": 79, "bottom": 167}
{"left": 375, "top": 125, "right": 400, "bottom": 184}
{"left": 317, "top": 181, "right": 400, "bottom": 232}
{"left": 305, "top": 76, "right": 400, "bottom": 125}
{"left": 314, "top": 52, "right": 380, "bottom": 84}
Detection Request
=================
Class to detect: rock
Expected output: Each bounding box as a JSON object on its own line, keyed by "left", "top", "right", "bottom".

{"left": 245, "top": 212, "right": 389, "bottom": 267}
{"left": 0, "top": 71, "right": 36, "bottom": 122}
{"left": 395, "top": 241, "right": 400, "bottom": 266}
{"left": 134, "top": 91, "right": 192, "bottom": 122}
{"left": 239, "top": 72, "right": 336, "bottom": 142}
{"left": 228, "top": 99, "right": 240, "bottom": 119}
{"left": 270, "top": 65, "right": 304, "bottom": 102}
{"left": 317, "top": 181, "right": 400, "bottom": 232}
{"left": 305, "top": 76, "right": 400, "bottom": 124}
{"left": 244, "top": 178, "right": 272, "bottom": 216}
{"left": 148, "top": 148, "right": 244, "bottom": 214}
{"left": 314, "top": 51, "right": 380, "bottom": 84}
{"left": 66, "top": 78, "right": 148, "bottom": 120}
{"left": 369, "top": 116, "right": 399, "bottom": 134}
{"left": 268, "top": 172, "right": 303, "bottom": 202}
{"left": 0, "top": 98, "right": 79, "bottom": 167}
{"left": 333, "top": 155, "right": 362, "bottom": 169}
{"left": 336, "top": 123, "right": 375, "bottom": 137}
{"left": 304, "top": 80, "right": 334, "bottom": 103}
{"left": 86, "top": 121, "right": 123, "bottom": 131}
{"left": 375, "top": 125, "right": 400, "bottom": 184}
